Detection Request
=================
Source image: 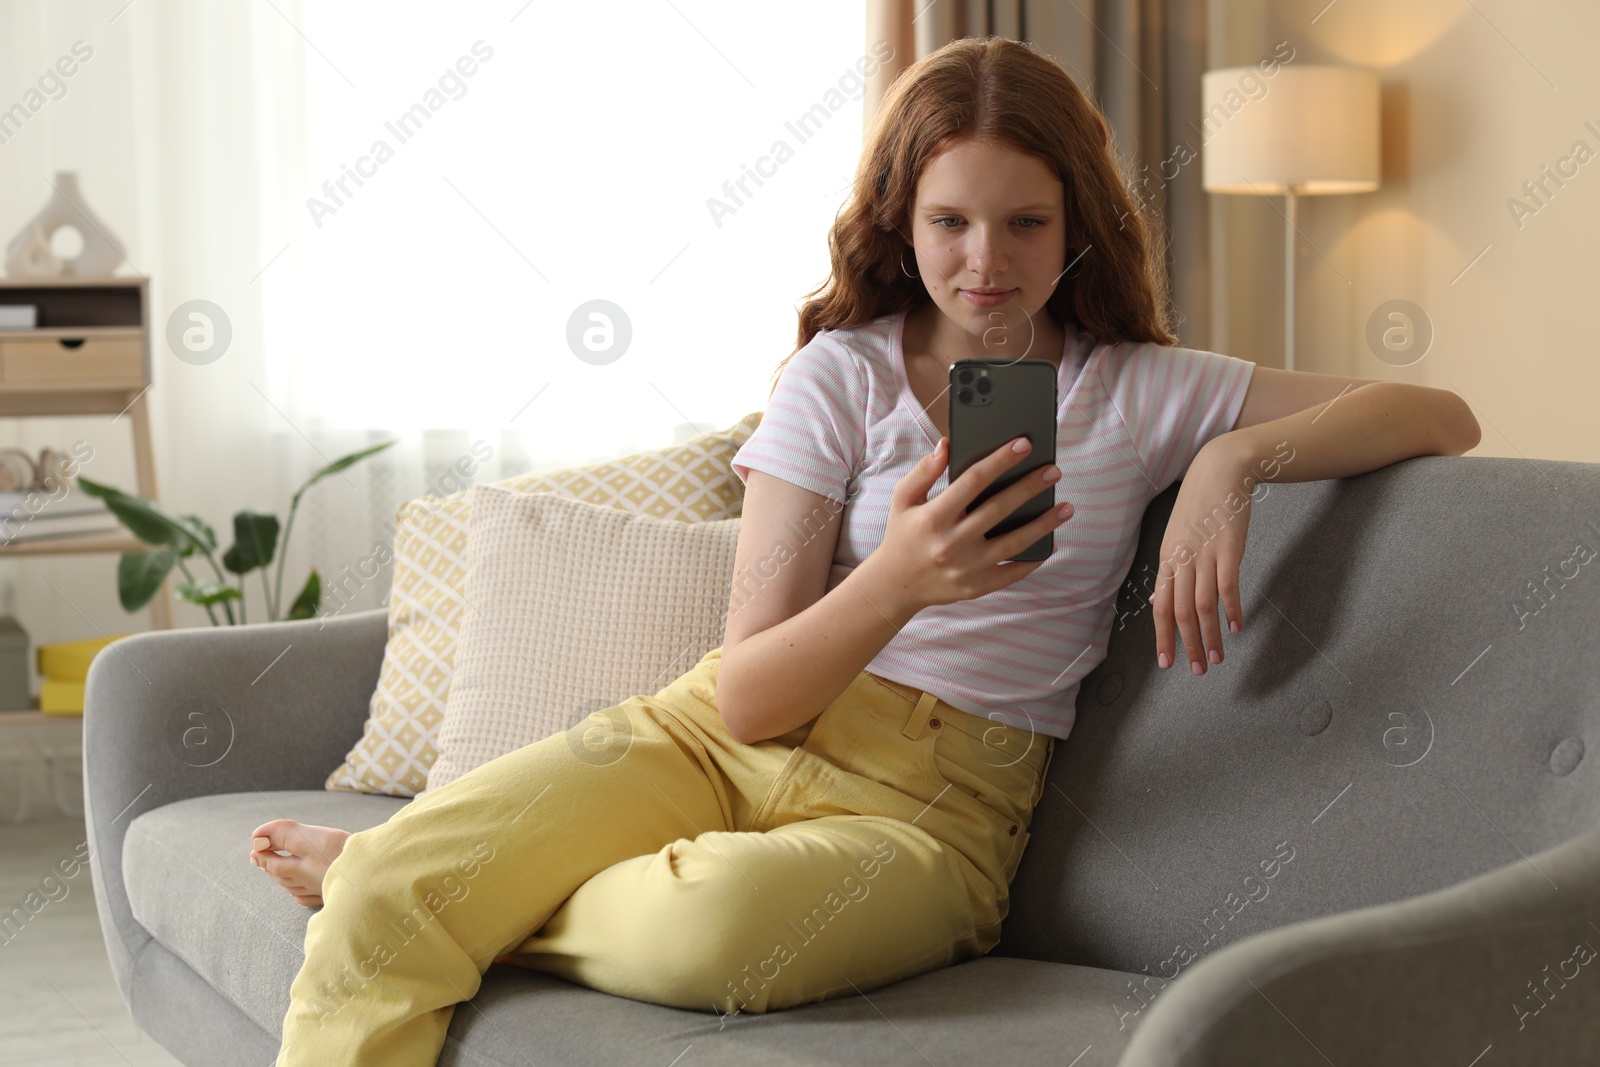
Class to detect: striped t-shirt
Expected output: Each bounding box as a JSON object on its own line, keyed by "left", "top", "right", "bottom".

{"left": 730, "top": 307, "right": 1255, "bottom": 742}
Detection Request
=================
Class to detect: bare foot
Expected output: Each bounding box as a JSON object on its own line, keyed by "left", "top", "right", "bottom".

{"left": 249, "top": 819, "right": 350, "bottom": 907}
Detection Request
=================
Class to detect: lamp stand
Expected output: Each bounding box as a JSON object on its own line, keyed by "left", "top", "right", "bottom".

{"left": 1283, "top": 185, "right": 1298, "bottom": 373}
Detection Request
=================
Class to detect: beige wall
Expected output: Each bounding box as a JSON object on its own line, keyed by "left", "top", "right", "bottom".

{"left": 1210, "top": 0, "right": 1597, "bottom": 462}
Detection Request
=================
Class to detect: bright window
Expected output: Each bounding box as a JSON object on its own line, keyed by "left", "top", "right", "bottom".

{"left": 277, "top": 2, "right": 869, "bottom": 466}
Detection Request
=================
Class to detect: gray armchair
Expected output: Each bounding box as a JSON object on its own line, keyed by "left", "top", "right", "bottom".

{"left": 86, "top": 455, "right": 1600, "bottom": 1065}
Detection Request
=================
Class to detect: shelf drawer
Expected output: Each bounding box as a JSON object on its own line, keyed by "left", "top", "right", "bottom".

{"left": 0, "top": 337, "right": 144, "bottom": 388}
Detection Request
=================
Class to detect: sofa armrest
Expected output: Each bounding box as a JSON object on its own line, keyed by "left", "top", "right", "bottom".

{"left": 82, "top": 606, "right": 388, "bottom": 1002}
{"left": 1118, "top": 821, "right": 1600, "bottom": 1066}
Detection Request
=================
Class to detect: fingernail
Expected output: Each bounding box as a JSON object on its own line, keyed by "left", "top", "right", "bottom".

{"left": 1191, "top": 660, "right": 1204, "bottom": 675}
{"left": 1157, "top": 652, "right": 1170, "bottom": 669}
{"left": 253, "top": 837, "right": 271, "bottom": 850}
{"left": 1042, "top": 465, "right": 1061, "bottom": 482}
{"left": 1057, "top": 502, "right": 1073, "bottom": 518}
{"left": 1208, "top": 649, "right": 1221, "bottom": 664}
{"left": 1230, "top": 619, "right": 1241, "bottom": 632}
{"left": 1011, "top": 438, "right": 1030, "bottom": 453}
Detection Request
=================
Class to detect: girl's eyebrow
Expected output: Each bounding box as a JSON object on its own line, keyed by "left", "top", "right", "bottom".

{"left": 920, "top": 202, "right": 1057, "bottom": 213}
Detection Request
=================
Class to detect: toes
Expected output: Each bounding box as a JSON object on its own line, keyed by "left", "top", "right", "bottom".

{"left": 250, "top": 819, "right": 349, "bottom": 864}
{"left": 258, "top": 851, "right": 309, "bottom": 886}
{"left": 250, "top": 818, "right": 298, "bottom": 851}
{"left": 247, "top": 828, "right": 326, "bottom": 908}
{"left": 247, "top": 819, "right": 349, "bottom": 906}
{"left": 250, "top": 820, "right": 302, "bottom": 871}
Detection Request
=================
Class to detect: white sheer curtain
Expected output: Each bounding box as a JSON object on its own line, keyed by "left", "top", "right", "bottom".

{"left": 1, "top": 0, "right": 865, "bottom": 642}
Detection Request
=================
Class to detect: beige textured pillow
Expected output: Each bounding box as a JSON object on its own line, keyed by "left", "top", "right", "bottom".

{"left": 426, "top": 486, "right": 740, "bottom": 791}
{"left": 324, "top": 413, "right": 759, "bottom": 797}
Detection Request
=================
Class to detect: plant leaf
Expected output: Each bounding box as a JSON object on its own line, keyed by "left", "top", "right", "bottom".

{"left": 175, "top": 579, "right": 244, "bottom": 606}
{"left": 289, "top": 441, "right": 397, "bottom": 509}
{"left": 77, "top": 476, "right": 211, "bottom": 551}
{"left": 181, "top": 514, "right": 218, "bottom": 553}
{"left": 287, "top": 569, "right": 320, "bottom": 620}
{"left": 117, "top": 548, "right": 179, "bottom": 612}
{"left": 224, "top": 510, "right": 280, "bottom": 574}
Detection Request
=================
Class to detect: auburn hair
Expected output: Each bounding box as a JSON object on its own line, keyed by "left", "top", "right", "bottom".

{"left": 776, "top": 35, "right": 1177, "bottom": 393}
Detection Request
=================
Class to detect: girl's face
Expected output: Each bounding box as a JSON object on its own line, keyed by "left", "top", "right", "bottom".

{"left": 906, "top": 137, "right": 1069, "bottom": 357}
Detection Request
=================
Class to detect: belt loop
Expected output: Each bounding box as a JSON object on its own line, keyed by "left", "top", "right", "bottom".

{"left": 905, "top": 691, "right": 939, "bottom": 740}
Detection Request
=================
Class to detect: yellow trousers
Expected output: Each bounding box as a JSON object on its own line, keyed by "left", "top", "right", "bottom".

{"left": 276, "top": 646, "right": 1054, "bottom": 1065}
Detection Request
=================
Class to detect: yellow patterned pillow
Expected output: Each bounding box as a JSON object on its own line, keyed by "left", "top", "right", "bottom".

{"left": 324, "top": 412, "right": 761, "bottom": 797}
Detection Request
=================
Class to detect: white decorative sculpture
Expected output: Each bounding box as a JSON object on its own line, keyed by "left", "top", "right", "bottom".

{"left": 6, "top": 223, "right": 61, "bottom": 277}
{"left": 4, "top": 171, "right": 125, "bottom": 278}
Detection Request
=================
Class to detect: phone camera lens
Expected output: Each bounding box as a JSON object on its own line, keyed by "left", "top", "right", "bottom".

{"left": 975, "top": 378, "right": 992, "bottom": 395}
{"left": 957, "top": 368, "right": 975, "bottom": 385}
{"left": 956, "top": 388, "right": 974, "bottom": 405}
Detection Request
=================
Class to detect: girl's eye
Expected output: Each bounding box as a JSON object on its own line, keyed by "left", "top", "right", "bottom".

{"left": 931, "top": 217, "right": 1046, "bottom": 229}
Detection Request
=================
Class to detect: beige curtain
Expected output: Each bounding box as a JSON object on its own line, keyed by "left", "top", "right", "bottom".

{"left": 865, "top": 0, "right": 1213, "bottom": 349}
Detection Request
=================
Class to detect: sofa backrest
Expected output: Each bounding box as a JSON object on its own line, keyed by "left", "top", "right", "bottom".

{"left": 999, "top": 456, "right": 1599, "bottom": 976}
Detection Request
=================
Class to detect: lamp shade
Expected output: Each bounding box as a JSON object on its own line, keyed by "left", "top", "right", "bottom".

{"left": 1201, "top": 65, "right": 1380, "bottom": 195}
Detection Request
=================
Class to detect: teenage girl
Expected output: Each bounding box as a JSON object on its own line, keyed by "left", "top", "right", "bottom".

{"left": 257, "top": 35, "right": 1476, "bottom": 1065}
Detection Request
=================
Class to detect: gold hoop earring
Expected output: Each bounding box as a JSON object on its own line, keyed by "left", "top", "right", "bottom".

{"left": 900, "top": 247, "right": 920, "bottom": 279}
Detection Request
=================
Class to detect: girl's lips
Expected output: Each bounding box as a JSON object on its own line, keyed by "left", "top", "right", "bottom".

{"left": 961, "top": 288, "right": 1015, "bottom": 307}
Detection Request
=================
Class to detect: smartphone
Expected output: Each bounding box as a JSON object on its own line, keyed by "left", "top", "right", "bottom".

{"left": 947, "top": 359, "right": 1058, "bottom": 562}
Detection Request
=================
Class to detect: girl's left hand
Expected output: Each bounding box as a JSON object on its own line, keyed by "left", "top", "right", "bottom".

{"left": 1151, "top": 448, "right": 1250, "bottom": 675}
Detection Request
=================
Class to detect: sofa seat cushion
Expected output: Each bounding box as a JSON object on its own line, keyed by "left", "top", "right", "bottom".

{"left": 439, "top": 955, "right": 1144, "bottom": 1066}
{"left": 124, "top": 791, "right": 1145, "bottom": 1063}
{"left": 123, "top": 790, "right": 407, "bottom": 1035}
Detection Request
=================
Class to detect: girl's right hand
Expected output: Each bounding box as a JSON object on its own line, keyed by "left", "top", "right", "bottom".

{"left": 869, "top": 435, "right": 1073, "bottom": 612}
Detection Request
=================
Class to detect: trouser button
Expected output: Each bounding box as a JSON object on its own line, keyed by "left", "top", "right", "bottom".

{"left": 1008, "top": 824, "right": 1018, "bottom": 836}
{"left": 929, "top": 718, "right": 941, "bottom": 729}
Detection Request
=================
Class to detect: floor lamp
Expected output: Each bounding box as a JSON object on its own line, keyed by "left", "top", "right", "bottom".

{"left": 1200, "top": 65, "right": 1380, "bottom": 371}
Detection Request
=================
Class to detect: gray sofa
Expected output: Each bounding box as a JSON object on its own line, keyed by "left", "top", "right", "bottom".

{"left": 85, "top": 455, "right": 1600, "bottom": 1066}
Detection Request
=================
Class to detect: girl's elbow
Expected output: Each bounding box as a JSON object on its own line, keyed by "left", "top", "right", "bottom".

{"left": 713, "top": 666, "right": 759, "bottom": 745}
{"left": 1450, "top": 411, "right": 1482, "bottom": 455}
{"left": 1436, "top": 391, "right": 1481, "bottom": 455}
{"left": 722, "top": 710, "right": 772, "bottom": 747}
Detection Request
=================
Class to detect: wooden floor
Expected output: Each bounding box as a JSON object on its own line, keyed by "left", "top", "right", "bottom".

{"left": 0, "top": 815, "right": 184, "bottom": 1065}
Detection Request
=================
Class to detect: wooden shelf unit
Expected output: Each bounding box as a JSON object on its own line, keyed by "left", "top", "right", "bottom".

{"left": 0, "top": 276, "right": 173, "bottom": 629}
{"left": 0, "top": 703, "right": 57, "bottom": 725}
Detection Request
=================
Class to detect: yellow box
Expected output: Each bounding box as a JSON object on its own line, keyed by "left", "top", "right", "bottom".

{"left": 41, "top": 678, "right": 85, "bottom": 714}
{"left": 37, "top": 633, "right": 133, "bottom": 683}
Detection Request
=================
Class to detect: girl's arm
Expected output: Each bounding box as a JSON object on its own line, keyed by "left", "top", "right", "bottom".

{"left": 1210, "top": 379, "right": 1480, "bottom": 482}
{"left": 1152, "top": 381, "right": 1480, "bottom": 675}
{"left": 719, "top": 437, "right": 1065, "bottom": 739}
{"left": 715, "top": 470, "right": 920, "bottom": 745}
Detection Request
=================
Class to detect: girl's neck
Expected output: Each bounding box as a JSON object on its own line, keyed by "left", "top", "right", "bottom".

{"left": 905, "top": 301, "right": 1067, "bottom": 370}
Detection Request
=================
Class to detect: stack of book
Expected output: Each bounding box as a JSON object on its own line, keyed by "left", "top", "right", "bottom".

{"left": 0, "top": 487, "right": 122, "bottom": 547}
{"left": 39, "top": 633, "right": 132, "bottom": 714}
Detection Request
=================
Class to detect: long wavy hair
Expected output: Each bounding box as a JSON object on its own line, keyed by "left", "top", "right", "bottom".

{"left": 775, "top": 35, "right": 1177, "bottom": 393}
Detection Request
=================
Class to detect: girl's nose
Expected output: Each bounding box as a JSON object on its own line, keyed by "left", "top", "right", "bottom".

{"left": 966, "top": 227, "right": 1008, "bottom": 273}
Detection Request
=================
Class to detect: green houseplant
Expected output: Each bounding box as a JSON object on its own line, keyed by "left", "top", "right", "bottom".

{"left": 77, "top": 441, "right": 395, "bottom": 625}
